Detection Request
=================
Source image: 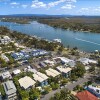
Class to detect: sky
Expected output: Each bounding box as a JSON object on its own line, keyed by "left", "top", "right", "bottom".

{"left": 0, "top": 0, "right": 100, "bottom": 15}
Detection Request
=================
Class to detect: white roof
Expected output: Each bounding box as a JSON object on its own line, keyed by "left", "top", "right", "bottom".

{"left": 27, "top": 69, "right": 37, "bottom": 73}
{"left": 33, "top": 74, "right": 44, "bottom": 82}
{"left": 18, "top": 76, "right": 36, "bottom": 89}
{"left": 46, "top": 68, "right": 60, "bottom": 77}
{"left": 46, "top": 70, "right": 57, "bottom": 77}
{"left": 1, "top": 54, "right": 9, "bottom": 62}
{"left": 13, "top": 69, "right": 21, "bottom": 75}
{"left": 88, "top": 85, "right": 100, "bottom": 94}
{"left": 49, "top": 68, "right": 60, "bottom": 75}
{"left": 79, "top": 58, "right": 97, "bottom": 65}
{"left": 3, "top": 81, "right": 16, "bottom": 95}
{"left": 33, "top": 72, "right": 48, "bottom": 82}
{"left": 37, "top": 72, "right": 48, "bottom": 80}
{"left": 44, "top": 60, "right": 55, "bottom": 65}
{"left": 1, "top": 71, "right": 12, "bottom": 79}
{"left": 57, "top": 57, "right": 72, "bottom": 63}
{"left": 3, "top": 36, "right": 10, "bottom": 39}
{"left": 56, "top": 66, "right": 72, "bottom": 73}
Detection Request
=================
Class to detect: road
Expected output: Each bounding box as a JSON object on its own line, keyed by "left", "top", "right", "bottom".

{"left": 41, "top": 73, "right": 92, "bottom": 100}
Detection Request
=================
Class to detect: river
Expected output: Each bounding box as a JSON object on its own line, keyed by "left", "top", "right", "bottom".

{"left": 0, "top": 21, "right": 100, "bottom": 52}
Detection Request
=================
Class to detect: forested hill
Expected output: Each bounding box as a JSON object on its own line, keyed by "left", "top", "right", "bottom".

{"left": 37, "top": 17, "right": 100, "bottom": 33}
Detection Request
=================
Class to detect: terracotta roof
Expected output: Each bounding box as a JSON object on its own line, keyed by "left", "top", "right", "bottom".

{"left": 76, "top": 90, "right": 98, "bottom": 100}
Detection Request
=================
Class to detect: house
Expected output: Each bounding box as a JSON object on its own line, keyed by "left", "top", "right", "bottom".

{"left": 11, "top": 52, "right": 30, "bottom": 60}
{"left": 76, "top": 90, "right": 98, "bottom": 100}
{"left": 44, "top": 60, "right": 55, "bottom": 66}
{"left": 57, "top": 57, "right": 72, "bottom": 64}
{"left": 1, "top": 54, "right": 9, "bottom": 62}
{"left": 1, "top": 71, "right": 12, "bottom": 80}
{"left": 18, "top": 76, "right": 36, "bottom": 90}
{"left": 78, "top": 58, "right": 97, "bottom": 65}
{"left": 24, "top": 66, "right": 37, "bottom": 73}
{"left": 53, "top": 57, "right": 61, "bottom": 64}
{"left": 3, "top": 81, "right": 17, "bottom": 100}
{"left": 45, "top": 68, "right": 60, "bottom": 78}
{"left": 12, "top": 69, "right": 21, "bottom": 75}
{"left": 0, "top": 36, "right": 11, "bottom": 44}
{"left": 39, "top": 62, "right": 47, "bottom": 68}
{"left": 86, "top": 84, "right": 100, "bottom": 98}
{"left": 30, "top": 49, "right": 48, "bottom": 57}
{"left": 33, "top": 72, "right": 48, "bottom": 87}
{"left": 56, "top": 57, "right": 75, "bottom": 67}
{"left": 56, "top": 66, "right": 72, "bottom": 78}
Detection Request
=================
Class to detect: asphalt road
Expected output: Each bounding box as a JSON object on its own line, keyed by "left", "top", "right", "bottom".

{"left": 41, "top": 74, "right": 92, "bottom": 100}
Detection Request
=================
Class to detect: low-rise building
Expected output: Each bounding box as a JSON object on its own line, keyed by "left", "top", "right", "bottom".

{"left": 86, "top": 85, "right": 100, "bottom": 98}
{"left": 76, "top": 90, "right": 98, "bottom": 100}
{"left": 56, "top": 66, "right": 72, "bottom": 78}
{"left": 18, "top": 76, "right": 36, "bottom": 90}
{"left": 11, "top": 52, "right": 30, "bottom": 60}
{"left": 0, "top": 36, "right": 11, "bottom": 44}
{"left": 78, "top": 58, "right": 97, "bottom": 65}
{"left": 46, "top": 68, "right": 60, "bottom": 77}
{"left": 3, "top": 81, "right": 17, "bottom": 100}
{"left": 1, "top": 54, "right": 9, "bottom": 62}
{"left": 33, "top": 72, "right": 48, "bottom": 87}
{"left": 13, "top": 69, "right": 21, "bottom": 75}
{"left": 30, "top": 49, "right": 48, "bottom": 57}
{"left": 1, "top": 71, "right": 12, "bottom": 80}
{"left": 56, "top": 57, "right": 76, "bottom": 67}
{"left": 44, "top": 60, "right": 55, "bottom": 66}
{"left": 39, "top": 62, "right": 47, "bottom": 68}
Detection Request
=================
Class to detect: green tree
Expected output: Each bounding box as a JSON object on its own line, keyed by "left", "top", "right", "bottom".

{"left": 29, "top": 88, "right": 40, "bottom": 100}
{"left": 51, "top": 82, "right": 60, "bottom": 90}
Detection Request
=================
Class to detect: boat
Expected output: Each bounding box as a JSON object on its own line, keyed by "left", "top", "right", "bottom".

{"left": 53, "top": 39, "right": 62, "bottom": 43}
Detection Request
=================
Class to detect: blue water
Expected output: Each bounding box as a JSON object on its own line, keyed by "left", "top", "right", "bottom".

{"left": 0, "top": 21, "right": 100, "bottom": 52}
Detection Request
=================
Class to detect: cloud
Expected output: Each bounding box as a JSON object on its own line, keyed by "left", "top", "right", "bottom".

{"left": 10, "top": 2, "right": 19, "bottom": 5}
{"left": 22, "top": 4, "right": 28, "bottom": 8}
{"left": 61, "top": 4, "right": 75, "bottom": 9}
{"left": 31, "top": 0, "right": 77, "bottom": 9}
{"left": 77, "top": 7, "right": 100, "bottom": 15}
{"left": 31, "top": 0, "right": 46, "bottom": 8}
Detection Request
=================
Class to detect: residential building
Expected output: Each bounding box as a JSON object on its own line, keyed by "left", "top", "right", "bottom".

{"left": 39, "top": 62, "right": 47, "bottom": 68}
{"left": 18, "top": 76, "right": 36, "bottom": 90}
{"left": 33, "top": 72, "right": 48, "bottom": 87}
{"left": 11, "top": 52, "right": 30, "bottom": 60}
{"left": 45, "top": 68, "right": 60, "bottom": 77}
{"left": 3, "top": 81, "right": 17, "bottom": 100}
{"left": 56, "top": 66, "right": 72, "bottom": 78}
{"left": 1, "top": 54, "right": 9, "bottom": 62}
{"left": 24, "top": 66, "right": 37, "bottom": 73}
{"left": 78, "top": 58, "right": 97, "bottom": 65}
{"left": 56, "top": 57, "right": 75, "bottom": 67}
{"left": 44, "top": 60, "right": 55, "bottom": 66}
{"left": 1, "top": 71, "right": 12, "bottom": 80}
{"left": 0, "top": 36, "right": 11, "bottom": 44}
{"left": 76, "top": 90, "right": 98, "bottom": 100}
{"left": 30, "top": 49, "right": 48, "bottom": 57}
{"left": 86, "top": 85, "right": 100, "bottom": 98}
{"left": 12, "top": 69, "right": 21, "bottom": 75}
{"left": 57, "top": 57, "right": 72, "bottom": 64}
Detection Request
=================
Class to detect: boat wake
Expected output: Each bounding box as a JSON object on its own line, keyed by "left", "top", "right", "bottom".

{"left": 75, "top": 38, "right": 100, "bottom": 46}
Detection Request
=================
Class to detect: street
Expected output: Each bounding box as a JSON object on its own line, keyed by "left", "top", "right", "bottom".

{"left": 41, "top": 73, "right": 92, "bottom": 100}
